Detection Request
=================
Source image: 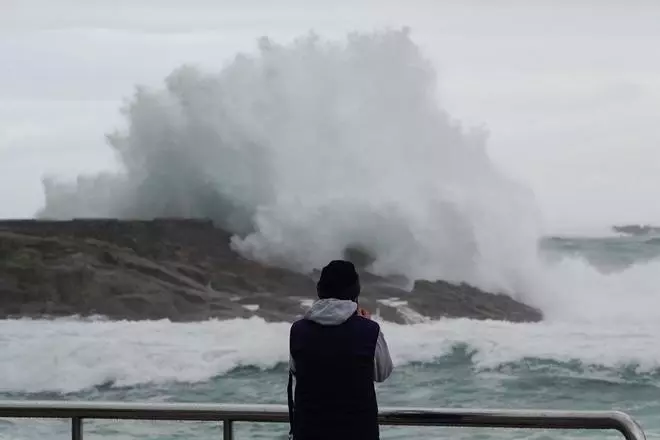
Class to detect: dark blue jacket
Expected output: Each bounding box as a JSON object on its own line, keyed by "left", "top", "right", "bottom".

{"left": 289, "top": 310, "right": 382, "bottom": 440}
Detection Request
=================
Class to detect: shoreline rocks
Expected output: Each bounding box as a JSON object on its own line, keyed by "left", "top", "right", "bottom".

{"left": 0, "top": 219, "right": 542, "bottom": 324}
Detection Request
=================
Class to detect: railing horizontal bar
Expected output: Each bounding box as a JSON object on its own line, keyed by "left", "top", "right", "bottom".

{"left": 0, "top": 401, "right": 646, "bottom": 440}
{"left": 0, "top": 402, "right": 289, "bottom": 422}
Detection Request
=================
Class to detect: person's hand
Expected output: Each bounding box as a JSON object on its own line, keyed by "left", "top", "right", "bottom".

{"left": 357, "top": 307, "right": 371, "bottom": 319}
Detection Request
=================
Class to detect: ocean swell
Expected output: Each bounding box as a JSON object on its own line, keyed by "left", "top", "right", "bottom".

{"left": 2, "top": 317, "right": 660, "bottom": 394}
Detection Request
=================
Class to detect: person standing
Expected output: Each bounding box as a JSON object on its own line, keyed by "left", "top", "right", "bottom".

{"left": 288, "top": 260, "right": 393, "bottom": 440}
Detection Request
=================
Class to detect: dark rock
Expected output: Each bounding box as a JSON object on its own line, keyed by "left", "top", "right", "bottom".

{"left": 613, "top": 224, "right": 660, "bottom": 236}
{"left": 0, "top": 219, "right": 542, "bottom": 323}
{"left": 343, "top": 246, "right": 376, "bottom": 269}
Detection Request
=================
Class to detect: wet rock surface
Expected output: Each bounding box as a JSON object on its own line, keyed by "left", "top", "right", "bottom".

{"left": 0, "top": 219, "right": 542, "bottom": 323}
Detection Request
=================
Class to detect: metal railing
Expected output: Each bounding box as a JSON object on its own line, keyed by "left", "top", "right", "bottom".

{"left": 0, "top": 400, "right": 647, "bottom": 440}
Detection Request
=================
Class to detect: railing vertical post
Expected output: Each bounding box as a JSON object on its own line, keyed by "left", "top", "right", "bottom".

{"left": 71, "top": 416, "right": 82, "bottom": 440}
{"left": 223, "top": 419, "right": 233, "bottom": 440}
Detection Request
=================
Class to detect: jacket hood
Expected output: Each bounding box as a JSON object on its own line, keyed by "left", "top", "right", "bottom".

{"left": 304, "top": 298, "right": 357, "bottom": 326}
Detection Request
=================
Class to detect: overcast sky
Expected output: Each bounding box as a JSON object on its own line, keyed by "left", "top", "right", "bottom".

{"left": 2, "top": 0, "right": 660, "bottom": 234}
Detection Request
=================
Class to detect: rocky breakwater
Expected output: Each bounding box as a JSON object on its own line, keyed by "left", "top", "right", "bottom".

{"left": 0, "top": 219, "right": 542, "bottom": 323}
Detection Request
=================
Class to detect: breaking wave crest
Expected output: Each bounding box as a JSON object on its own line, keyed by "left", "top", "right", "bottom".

{"left": 34, "top": 28, "right": 660, "bottom": 324}
{"left": 2, "top": 317, "right": 660, "bottom": 394}
{"left": 37, "top": 29, "right": 540, "bottom": 298}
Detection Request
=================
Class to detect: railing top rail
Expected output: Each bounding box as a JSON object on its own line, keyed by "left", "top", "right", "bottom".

{"left": 0, "top": 400, "right": 646, "bottom": 440}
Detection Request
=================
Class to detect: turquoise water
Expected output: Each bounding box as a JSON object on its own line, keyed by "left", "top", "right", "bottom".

{"left": 3, "top": 355, "right": 659, "bottom": 440}
{"left": 2, "top": 236, "right": 660, "bottom": 440}
{"left": 542, "top": 235, "right": 660, "bottom": 270}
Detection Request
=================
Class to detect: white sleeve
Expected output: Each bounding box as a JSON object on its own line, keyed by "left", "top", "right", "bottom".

{"left": 374, "top": 330, "right": 393, "bottom": 382}
{"left": 289, "top": 354, "right": 296, "bottom": 374}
